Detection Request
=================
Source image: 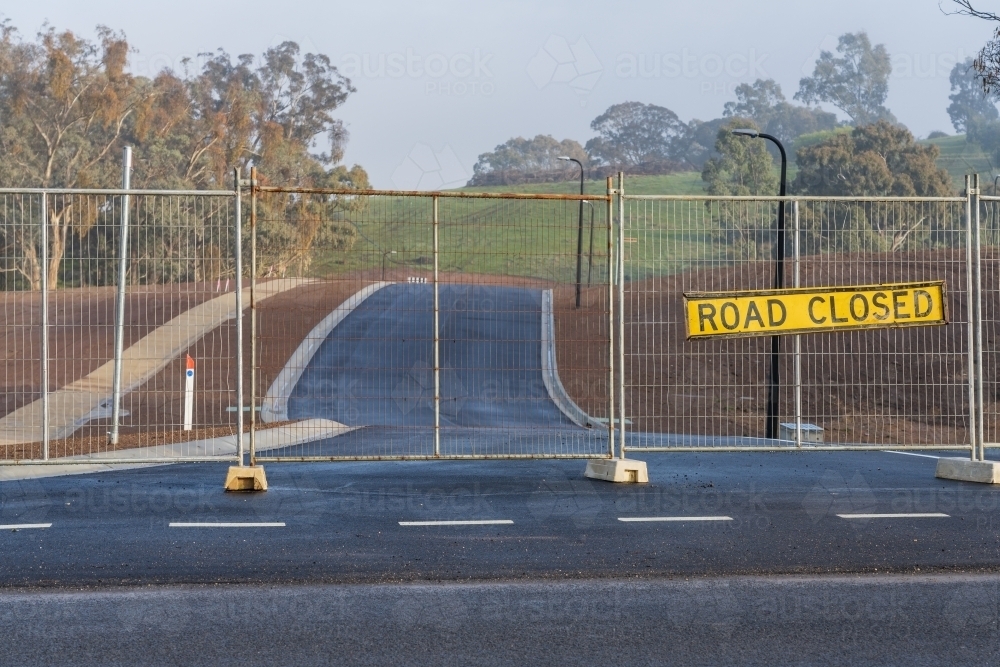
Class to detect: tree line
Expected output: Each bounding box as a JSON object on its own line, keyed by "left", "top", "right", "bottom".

{"left": 0, "top": 21, "right": 367, "bottom": 289}
{"left": 469, "top": 31, "right": 955, "bottom": 193}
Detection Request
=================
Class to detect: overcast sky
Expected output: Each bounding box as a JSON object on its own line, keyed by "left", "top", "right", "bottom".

{"left": 3, "top": 1, "right": 995, "bottom": 188}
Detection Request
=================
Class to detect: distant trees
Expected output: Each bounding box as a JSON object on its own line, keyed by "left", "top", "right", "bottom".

{"left": 468, "top": 135, "right": 587, "bottom": 186}
{"left": 584, "top": 102, "right": 687, "bottom": 169}
{"left": 793, "top": 121, "right": 953, "bottom": 198}
{"left": 945, "top": 57, "right": 1000, "bottom": 180}
{"left": 795, "top": 32, "right": 895, "bottom": 125}
{"left": 723, "top": 79, "right": 838, "bottom": 146}
{"left": 701, "top": 119, "right": 781, "bottom": 260}
{"left": 947, "top": 58, "right": 999, "bottom": 133}
{"left": 792, "top": 121, "right": 955, "bottom": 252}
{"left": 0, "top": 21, "right": 367, "bottom": 287}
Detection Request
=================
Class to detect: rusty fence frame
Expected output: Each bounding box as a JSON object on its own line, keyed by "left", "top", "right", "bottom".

{"left": 247, "top": 173, "right": 618, "bottom": 463}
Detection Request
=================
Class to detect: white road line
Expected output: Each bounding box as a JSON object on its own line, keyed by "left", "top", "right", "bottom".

{"left": 399, "top": 520, "right": 514, "bottom": 526}
{"left": 884, "top": 451, "right": 943, "bottom": 459}
{"left": 168, "top": 522, "right": 286, "bottom": 528}
{"left": 618, "top": 516, "right": 734, "bottom": 523}
{"left": 836, "top": 513, "right": 949, "bottom": 519}
{"left": 0, "top": 523, "right": 52, "bottom": 530}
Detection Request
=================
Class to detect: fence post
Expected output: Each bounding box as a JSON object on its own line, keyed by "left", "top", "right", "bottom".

{"left": 617, "top": 172, "right": 626, "bottom": 459}
{"left": 108, "top": 146, "right": 132, "bottom": 447}
{"left": 40, "top": 192, "right": 49, "bottom": 460}
{"left": 965, "top": 175, "right": 979, "bottom": 461}
{"left": 433, "top": 195, "right": 441, "bottom": 458}
{"left": 973, "top": 174, "right": 985, "bottom": 461}
{"left": 793, "top": 200, "right": 802, "bottom": 448}
{"left": 249, "top": 167, "right": 258, "bottom": 465}
{"left": 606, "top": 178, "right": 616, "bottom": 458}
{"left": 234, "top": 168, "right": 244, "bottom": 465}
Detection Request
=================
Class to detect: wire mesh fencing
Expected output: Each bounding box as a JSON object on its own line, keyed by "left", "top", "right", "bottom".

{"left": 3, "top": 175, "right": 995, "bottom": 466}
{"left": 249, "top": 185, "right": 616, "bottom": 461}
{"left": 619, "top": 190, "right": 978, "bottom": 452}
{"left": 0, "top": 189, "right": 243, "bottom": 464}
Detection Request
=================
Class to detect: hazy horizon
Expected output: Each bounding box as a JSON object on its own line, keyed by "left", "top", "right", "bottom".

{"left": 3, "top": 1, "right": 993, "bottom": 188}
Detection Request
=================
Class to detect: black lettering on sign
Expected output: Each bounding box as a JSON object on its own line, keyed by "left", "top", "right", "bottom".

{"left": 849, "top": 294, "right": 869, "bottom": 321}
{"left": 893, "top": 290, "right": 910, "bottom": 319}
{"left": 808, "top": 296, "right": 827, "bottom": 324}
{"left": 872, "top": 292, "right": 889, "bottom": 320}
{"left": 829, "top": 295, "right": 849, "bottom": 323}
{"left": 698, "top": 303, "right": 718, "bottom": 332}
{"left": 743, "top": 301, "right": 765, "bottom": 328}
{"left": 720, "top": 302, "right": 740, "bottom": 330}
{"left": 767, "top": 299, "right": 786, "bottom": 326}
{"left": 914, "top": 290, "right": 933, "bottom": 318}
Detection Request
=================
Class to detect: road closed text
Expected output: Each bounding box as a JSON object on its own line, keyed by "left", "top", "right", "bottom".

{"left": 684, "top": 281, "right": 948, "bottom": 339}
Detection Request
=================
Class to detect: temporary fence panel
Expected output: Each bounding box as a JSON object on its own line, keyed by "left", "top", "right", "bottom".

{"left": 0, "top": 188, "right": 242, "bottom": 465}
{"left": 619, "top": 187, "right": 976, "bottom": 453}
{"left": 250, "top": 185, "right": 616, "bottom": 462}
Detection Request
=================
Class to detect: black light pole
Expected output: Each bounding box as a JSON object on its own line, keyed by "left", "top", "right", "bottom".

{"left": 382, "top": 250, "right": 396, "bottom": 281}
{"left": 732, "top": 129, "right": 787, "bottom": 440}
{"left": 559, "top": 156, "right": 586, "bottom": 308}
{"left": 583, "top": 200, "right": 596, "bottom": 287}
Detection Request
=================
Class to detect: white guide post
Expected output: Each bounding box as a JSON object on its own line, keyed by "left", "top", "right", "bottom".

{"left": 183, "top": 354, "right": 195, "bottom": 431}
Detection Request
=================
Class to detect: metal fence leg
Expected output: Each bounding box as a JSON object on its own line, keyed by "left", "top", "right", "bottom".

{"left": 617, "top": 172, "right": 626, "bottom": 460}
{"left": 793, "top": 201, "right": 802, "bottom": 448}
{"left": 249, "top": 167, "right": 258, "bottom": 465}
{"left": 109, "top": 147, "right": 132, "bottom": 447}
{"left": 606, "top": 178, "right": 615, "bottom": 459}
{"left": 965, "top": 175, "right": 979, "bottom": 461}
{"left": 433, "top": 195, "right": 441, "bottom": 458}
{"left": 234, "top": 169, "right": 244, "bottom": 465}
{"left": 40, "top": 192, "right": 49, "bottom": 460}
{"left": 973, "top": 174, "right": 985, "bottom": 461}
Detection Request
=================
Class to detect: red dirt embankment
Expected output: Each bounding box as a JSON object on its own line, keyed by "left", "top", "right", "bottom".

{"left": 555, "top": 249, "right": 1000, "bottom": 446}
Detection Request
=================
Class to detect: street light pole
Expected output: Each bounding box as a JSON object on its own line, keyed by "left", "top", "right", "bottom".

{"left": 582, "top": 200, "right": 596, "bottom": 287}
{"left": 559, "top": 156, "right": 586, "bottom": 308}
{"left": 382, "top": 250, "right": 396, "bottom": 281}
{"left": 732, "top": 129, "right": 787, "bottom": 440}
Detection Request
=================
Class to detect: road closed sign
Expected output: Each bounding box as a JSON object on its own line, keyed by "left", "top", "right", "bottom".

{"left": 684, "top": 281, "right": 948, "bottom": 339}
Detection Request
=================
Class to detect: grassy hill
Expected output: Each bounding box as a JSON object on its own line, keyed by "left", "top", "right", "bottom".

{"left": 457, "top": 171, "right": 707, "bottom": 197}
{"left": 922, "top": 134, "right": 995, "bottom": 192}
{"left": 307, "top": 137, "right": 986, "bottom": 283}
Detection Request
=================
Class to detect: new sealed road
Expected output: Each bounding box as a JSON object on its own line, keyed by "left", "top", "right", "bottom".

{"left": 2, "top": 450, "right": 999, "bottom": 587}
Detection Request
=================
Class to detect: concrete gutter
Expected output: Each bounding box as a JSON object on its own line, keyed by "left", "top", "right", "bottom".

{"left": 261, "top": 282, "right": 392, "bottom": 423}
{"left": 540, "top": 289, "right": 595, "bottom": 429}
{"left": 0, "top": 418, "right": 354, "bottom": 482}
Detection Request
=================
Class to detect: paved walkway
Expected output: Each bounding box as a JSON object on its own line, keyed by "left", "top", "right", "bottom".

{"left": 0, "top": 279, "right": 314, "bottom": 447}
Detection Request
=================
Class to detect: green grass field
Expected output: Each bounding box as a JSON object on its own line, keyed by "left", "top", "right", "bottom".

{"left": 922, "top": 134, "right": 995, "bottom": 191}
{"left": 308, "top": 142, "right": 983, "bottom": 283}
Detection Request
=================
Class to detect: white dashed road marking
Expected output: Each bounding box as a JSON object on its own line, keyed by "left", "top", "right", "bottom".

{"left": 399, "top": 520, "right": 514, "bottom": 526}
{"left": 0, "top": 523, "right": 52, "bottom": 530}
{"left": 884, "top": 451, "right": 943, "bottom": 459}
{"left": 837, "top": 513, "right": 949, "bottom": 519}
{"left": 618, "top": 516, "right": 734, "bottom": 523}
{"left": 169, "top": 522, "right": 286, "bottom": 528}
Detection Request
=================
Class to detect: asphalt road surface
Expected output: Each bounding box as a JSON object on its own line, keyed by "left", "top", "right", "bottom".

{"left": 287, "top": 283, "right": 578, "bottom": 429}
{"left": 2, "top": 451, "right": 1000, "bottom": 663}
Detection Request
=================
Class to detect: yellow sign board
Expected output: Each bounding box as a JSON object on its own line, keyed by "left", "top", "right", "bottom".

{"left": 684, "top": 281, "right": 948, "bottom": 339}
